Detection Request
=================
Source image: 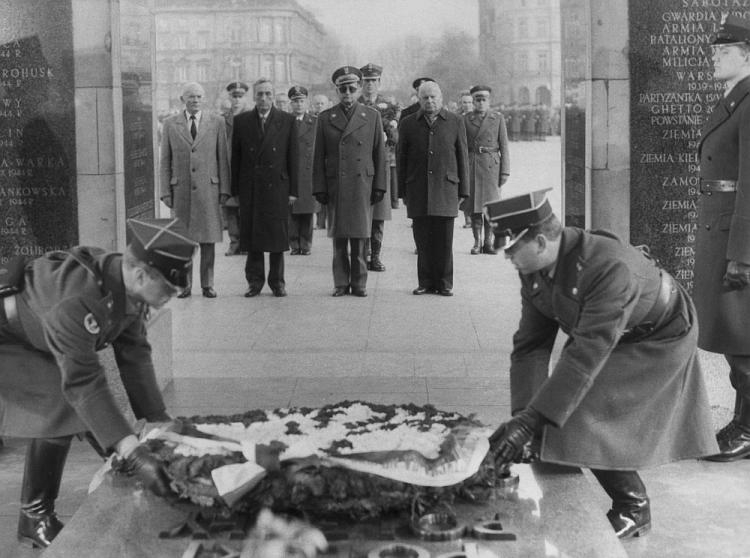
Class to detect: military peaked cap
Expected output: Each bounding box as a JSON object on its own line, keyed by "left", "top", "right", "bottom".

{"left": 226, "top": 81, "right": 249, "bottom": 93}
{"left": 470, "top": 85, "right": 492, "bottom": 96}
{"left": 713, "top": 15, "right": 750, "bottom": 44}
{"left": 484, "top": 188, "right": 554, "bottom": 249}
{"left": 127, "top": 218, "right": 198, "bottom": 288}
{"left": 412, "top": 77, "right": 435, "bottom": 90}
{"left": 360, "top": 63, "right": 383, "bottom": 79}
{"left": 331, "top": 66, "right": 362, "bottom": 86}
{"left": 288, "top": 85, "right": 308, "bottom": 99}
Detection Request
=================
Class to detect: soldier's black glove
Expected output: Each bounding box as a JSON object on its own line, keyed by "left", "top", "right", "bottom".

{"left": 119, "top": 445, "right": 173, "bottom": 497}
{"left": 489, "top": 407, "right": 547, "bottom": 467}
{"left": 314, "top": 193, "right": 328, "bottom": 205}
{"left": 370, "top": 190, "right": 385, "bottom": 205}
{"left": 723, "top": 260, "right": 750, "bottom": 291}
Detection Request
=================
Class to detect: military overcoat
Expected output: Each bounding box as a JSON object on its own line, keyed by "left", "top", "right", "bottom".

{"left": 291, "top": 113, "right": 318, "bottom": 215}
{"left": 0, "top": 248, "right": 166, "bottom": 449}
{"left": 510, "top": 228, "right": 718, "bottom": 469}
{"left": 312, "top": 102, "right": 387, "bottom": 238}
{"left": 694, "top": 75, "right": 750, "bottom": 355}
{"left": 360, "top": 94, "right": 398, "bottom": 221}
{"left": 232, "top": 107, "right": 299, "bottom": 253}
{"left": 463, "top": 111, "right": 510, "bottom": 213}
{"left": 397, "top": 108, "right": 470, "bottom": 218}
{"left": 159, "top": 111, "right": 230, "bottom": 242}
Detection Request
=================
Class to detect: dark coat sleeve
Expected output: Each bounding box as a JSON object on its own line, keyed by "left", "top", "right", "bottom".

{"left": 456, "top": 117, "right": 470, "bottom": 198}
{"left": 371, "top": 111, "right": 387, "bottom": 195}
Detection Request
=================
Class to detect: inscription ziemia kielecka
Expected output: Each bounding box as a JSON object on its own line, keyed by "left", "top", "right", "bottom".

{"left": 629, "top": 1, "right": 750, "bottom": 292}
{"left": 0, "top": 6, "right": 78, "bottom": 264}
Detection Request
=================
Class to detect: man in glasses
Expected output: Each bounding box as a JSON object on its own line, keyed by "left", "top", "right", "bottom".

{"left": 695, "top": 15, "right": 750, "bottom": 461}
{"left": 0, "top": 218, "right": 197, "bottom": 547}
{"left": 313, "top": 66, "right": 387, "bottom": 297}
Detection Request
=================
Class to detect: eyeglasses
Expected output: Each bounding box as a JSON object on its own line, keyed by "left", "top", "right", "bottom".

{"left": 338, "top": 84, "right": 358, "bottom": 94}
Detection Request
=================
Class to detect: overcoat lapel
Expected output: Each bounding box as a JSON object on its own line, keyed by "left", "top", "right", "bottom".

{"left": 699, "top": 76, "right": 750, "bottom": 152}
{"left": 257, "top": 107, "right": 279, "bottom": 156}
{"left": 341, "top": 102, "right": 368, "bottom": 138}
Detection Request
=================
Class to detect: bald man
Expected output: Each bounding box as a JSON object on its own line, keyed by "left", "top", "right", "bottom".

{"left": 159, "top": 82, "right": 230, "bottom": 298}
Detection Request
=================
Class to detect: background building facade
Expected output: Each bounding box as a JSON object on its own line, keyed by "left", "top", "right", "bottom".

{"left": 152, "top": 0, "right": 338, "bottom": 113}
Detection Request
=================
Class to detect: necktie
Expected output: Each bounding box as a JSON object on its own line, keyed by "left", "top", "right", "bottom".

{"left": 260, "top": 116, "right": 266, "bottom": 135}
{"left": 190, "top": 115, "right": 197, "bottom": 140}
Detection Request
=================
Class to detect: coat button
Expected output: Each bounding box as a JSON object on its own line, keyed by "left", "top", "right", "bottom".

{"left": 705, "top": 224, "right": 711, "bottom": 230}
{"left": 192, "top": 168, "right": 196, "bottom": 172}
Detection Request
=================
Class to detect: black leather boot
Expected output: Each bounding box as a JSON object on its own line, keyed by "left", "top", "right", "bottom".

{"left": 471, "top": 221, "right": 482, "bottom": 254}
{"left": 369, "top": 237, "right": 386, "bottom": 272}
{"left": 17, "top": 437, "right": 71, "bottom": 548}
{"left": 705, "top": 396, "right": 750, "bottom": 462}
{"left": 591, "top": 469, "right": 651, "bottom": 539}
{"left": 482, "top": 219, "right": 497, "bottom": 254}
{"left": 715, "top": 392, "right": 742, "bottom": 444}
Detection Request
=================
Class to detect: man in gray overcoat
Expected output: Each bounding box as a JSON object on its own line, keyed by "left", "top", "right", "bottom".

{"left": 288, "top": 85, "right": 317, "bottom": 256}
{"left": 463, "top": 85, "right": 510, "bottom": 255}
{"left": 313, "top": 66, "right": 387, "bottom": 297}
{"left": 488, "top": 190, "right": 718, "bottom": 539}
{"left": 695, "top": 15, "right": 750, "bottom": 461}
{"left": 160, "top": 82, "right": 230, "bottom": 298}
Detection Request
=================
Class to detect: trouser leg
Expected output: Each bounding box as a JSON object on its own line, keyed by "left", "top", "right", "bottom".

{"left": 412, "top": 217, "right": 432, "bottom": 290}
{"left": 298, "top": 214, "right": 313, "bottom": 252}
{"left": 349, "top": 238, "right": 368, "bottom": 291}
{"left": 590, "top": 469, "right": 651, "bottom": 539}
{"left": 389, "top": 165, "right": 399, "bottom": 206}
{"left": 433, "top": 216, "right": 454, "bottom": 291}
{"left": 268, "top": 252, "right": 285, "bottom": 291}
{"left": 470, "top": 214, "right": 483, "bottom": 254}
{"left": 223, "top": 206, "right": 241, "bottom": 254}
{"left": 289, "top": 210, "right": 300, "bottom": 252}
{"left": 482, "top": 216, "right": 497, "bottom": 254}
{"left": 245, "top": 251, "right": 266, "bottom": 290}
{"left": 332, "top": 238, "right": 350, "bottom": 289}
{"left": 199, "top": 243, "right": 215, "bottom": 288}
{"left": 18, "top": 437, "right": 72, "bottom": 548}
{"left": 369, "top": 219, "right": 385, "bottom": 271}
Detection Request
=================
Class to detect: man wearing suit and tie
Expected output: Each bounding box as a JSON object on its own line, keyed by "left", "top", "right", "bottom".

{"left": 288, "top": 86, "right": 317, "bottom": 256}
{"left": 313, "top": 66, "right": 387, "bottom": 297}
{"left": 159, "top": 82, "right": 230, "bottom": 298}
{"left": 232, "top": 78, "right": 298, "bottom": 298}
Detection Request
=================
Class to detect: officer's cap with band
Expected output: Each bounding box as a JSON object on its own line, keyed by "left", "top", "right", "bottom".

{"left": 331, "top": 66, "right": 362, "bottom": 86}
{"left": 412, "top": 77, "right": 435, "bottom": 90}
{"left": 360, "top": 63, "right": 383, "bottom": 80}
{"left": 484, "top": 188, "right": 553, "bottom": 249}
{"left": 288, "top": 85, "right": 308, "bottom": 100}
{"left": 127, "top": 218, "right": 198, "bottom": 288}
{"left": 712, "top": 14, "right": 750, "bottom": 44}
{"left": 226, "top": 81, "right": 249, "bottom": 93}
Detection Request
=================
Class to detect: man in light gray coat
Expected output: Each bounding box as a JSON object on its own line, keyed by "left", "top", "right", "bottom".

{"left": 160, "top": 82, "right": 230, "bottom": 298}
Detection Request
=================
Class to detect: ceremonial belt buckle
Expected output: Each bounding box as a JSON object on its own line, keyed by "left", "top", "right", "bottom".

{"left": 700, "top": 179, "right": 737, "bottom": 193}
{"left": 477, "top": 146, "right": 499, "bottom": 154}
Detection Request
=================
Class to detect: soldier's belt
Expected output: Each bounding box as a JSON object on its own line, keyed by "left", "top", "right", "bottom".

{"left": 700, "top": 179, "right": 737, "bottom": 193}
{"left": 471, "top": 146, "right": 500, "bottom": 154}
{"left": 621, "top": 272, "right": 676, "bottom": 342}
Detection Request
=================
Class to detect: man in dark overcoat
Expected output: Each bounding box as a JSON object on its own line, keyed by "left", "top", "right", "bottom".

{"left": 160, "top": 82, "right": 230, "bottom": 298}
{"left": 487, "top": 191, "right": 718, "bottom": 539}
{"left": 288, "top": 85, "right": 317, "bottom": 255}
{"left": 695, "top": 15, "right": 750, "bottom": 461}
{"left": 359, "top": 63, "right": 397, "bottom": 271}
{"left": 312, "top": 66, "right": 387, "bottom": 297}
{"left": 232, "top": 78, "right": 299, "bottom": 298}
{"left": 397, "top": 81, "right": 469, "bottom": 296}
{"left": 463, "top": 85, "right": 510, "bottom": 255}
{"left": 0, "top": 218, "right": 195, "bottom": 547}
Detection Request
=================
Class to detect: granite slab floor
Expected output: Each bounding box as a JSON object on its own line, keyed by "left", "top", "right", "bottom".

{"left": 1, "top": 139, "right": 749, "bottom": 557}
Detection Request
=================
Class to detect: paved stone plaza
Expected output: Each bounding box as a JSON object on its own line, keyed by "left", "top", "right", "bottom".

{"left": 1, "top": 139, "right": 748, "bottom": 557}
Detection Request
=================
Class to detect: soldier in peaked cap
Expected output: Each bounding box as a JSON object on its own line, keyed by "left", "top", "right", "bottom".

{"left": 288, "top": 85, "right": 318, "bottom": 256}
{"left": 223, "top": 81, "right": 251, "bottom": 256}
{"left": 486, "top": 190, "right": 717, "bottom": 539}
{"left": 313, "top": 65, "right": 386, "bottom": 297}
{"left": 359, "top": 63, "right": 399, "bottom": 271}
{"left": 0, "top": 218, "right": 197, "bottom": 547}
{"left": 694, "top": 14, "right": 750, "bottom": 461}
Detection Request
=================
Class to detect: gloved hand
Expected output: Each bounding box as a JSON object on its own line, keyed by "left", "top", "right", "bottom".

{"left": 314, "top": 193, "right": 328, "bottom": 205}
{"left": 120, "top": 445, "right": 173, "bottom": 497}
{"left": 370, "top": 190, "right": 385, "bottom": 205}
{"left": 489, "top": 407, "right": 547, "bottom": 467}
{"left": 723, "top": 260, "right": 750, "bottom": 291}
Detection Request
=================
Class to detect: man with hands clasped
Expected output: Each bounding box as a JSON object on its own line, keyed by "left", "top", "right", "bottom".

{"left": 0, "top": 218, "right": 196, "bottom": 547}
{"left": 487, "top": 191, "right": 717, "bottom": 539}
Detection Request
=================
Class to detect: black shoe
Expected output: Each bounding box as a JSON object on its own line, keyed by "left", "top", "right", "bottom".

{"left": 244, "top": 286, "right": 262, "bottom": 298}
{"left": 592, "top": 469, "right": 651, "bottom": 539}
{"left": 705, "top": 425, "right": 750, "bottom": 461}
{"left": 438, "top": 288, "right": 453, "bottom": 296}
{"left": 202, "top": 287, "right": 217, "bottom": 298}
{"left": 470, "top": 244, "right": 481, "bottom": 255}
{"left": 716, "top": 420, "right": 741, "bottom": 444}
{"left": 177, "top": 289, "right": 192, "bottom": 299}
{"left": 370, "top": 258, "right": 386, "bottom": 272}
{"left": 351, "top": 288, "right": 367, "bottom": 297}
{"left": 300, "top": 249, "right": 311, "bottom": 255}
{"left": 332, "top": 287, "right": 349, "bottom": 297}
{"left": 412, "top": 286, "right": 433, "bottom": 295}
{"left": 482, "top": 244, "right": 497, "bottom": 255}
{"left": 290, "top": 249, "right": 301, "bottom": 255}
{"left": 607, "top": 507, "right": 651, "bottom": 539}
{"left": 272, "top": 287, "right": 287, "bottom": 297}
{"left": 18, "top": 505, "right": 64, "bottom": 548}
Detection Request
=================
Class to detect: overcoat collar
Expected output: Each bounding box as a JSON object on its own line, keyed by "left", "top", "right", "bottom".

{"left": 415, "top": 106, "right": 449, "bottom": 123}
{"left": 699, "top": 75, "right": 750, "bottom": 151}
{"left": 329, "top": 102, "right": 368, "bottom": 137}
{"left": 297, "top": 113, "right": 315, "bottom": 137}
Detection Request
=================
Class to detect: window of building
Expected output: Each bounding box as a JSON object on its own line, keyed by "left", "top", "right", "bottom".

{"left": 518, "top": 52, "right": 528, "bottom": 72}
{"left": 175, "top": 64, "right": 187, "bottom": 83}
{"left": 518, "top": 18, "right": 528, "bottom": 38}
{"left": 196, "top": 62, "right": 209, "bottom": 82}
{"left": 537, "top": 17, "right": 548, "bottom": 37}
{"left": 259, "top": 18, "right": 272, "bottom": 43}
{"left": 176, "top": 33, "right": 188, "bottom": 49}
{"left": 261, "top": 55, "right": 274, "bottom": 79}
{"left": 538, "top": 51, "right": 548, "bottom": 73}
{"left": 275, "top": 57, "right": 288, "bottom": 83}
{"left": 274, "top": 19, "right": 287, "bottom": 43}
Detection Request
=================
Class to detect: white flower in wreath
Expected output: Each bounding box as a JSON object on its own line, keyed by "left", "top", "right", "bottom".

{"left": 377, "top": 102, "right": 388, "bottom": 110}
